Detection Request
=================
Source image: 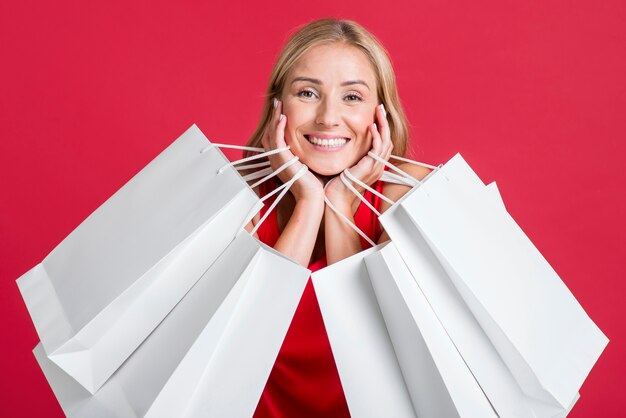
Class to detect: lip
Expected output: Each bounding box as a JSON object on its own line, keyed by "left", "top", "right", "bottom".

{"left": 304, "top": 134, "right": 350, "bottom": 153}
{"left": 306, "top": 132, "right": 350, "bottom": 140}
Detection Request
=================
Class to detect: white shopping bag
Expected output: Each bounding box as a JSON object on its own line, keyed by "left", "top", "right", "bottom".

{"left": 365, "top": 242, "right": 579, "bottom": 418}
{"left": 379, "top": 153, "right": 606, "bottom": 417}
{"left": 312, "top": 171, "right": 497, "bottom": 418}
{"left": 320, "top": 168, "right": 498, "bottom": 418}
{"left": 365, "top": 241, "right": 498, "bottom": 418}
{"left": 312, "top": 245, "right": 418, "bottom": 418}
{"left": 16, "top": 124, "right": 275, "bottom": 393}
{"left": 32, "top": 167, "right": 311, "bottom": 417}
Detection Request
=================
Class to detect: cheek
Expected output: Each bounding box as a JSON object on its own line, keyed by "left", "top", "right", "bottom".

{"left": 348, "top": 112, "right": 375, "bottom": 146}
{"left": 351, "top": 110, "right": 374, "bottom": 132}
{"left": 281, "top": 103, "right": 305, "bottom": 136}
{"left": 281, "top": 98, "right": 310, "bottom": 121}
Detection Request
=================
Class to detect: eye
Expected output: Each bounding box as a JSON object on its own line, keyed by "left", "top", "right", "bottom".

{"left": 297, "top": 89, "right": 317, "bottom": 99}
{"left": 344, "top": 93, "right": 364, "bottom": 102}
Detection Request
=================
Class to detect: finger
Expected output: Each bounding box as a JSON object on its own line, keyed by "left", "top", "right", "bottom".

{"left": 380, "top": 145, "right": 393, "bottom": 178}
{"left": 377, "top": 104, "right": 395, "bottom": 157}
{"left": 374, "top": 138, "right": 391, "bottom": 179}
{"left": 268, "top": 97, "right": 279, "bottom": 131}
{"left": 261, "top": 122, "right": 271, "bottom": 150}
{"left": 377, "top": 103, "right": 392, "bottom": 148}
{"left": 370, "top": 146, "right": 391, "bottom": 184}
{"left": 383, "top": 143, "right": 392, "bottom": 163}
{"left": 369, "top": 122, "right": 384, "bottom": 173}
{"left": 274, "top": 113, "right": 288, "bottom": 148}
{"left": 377, "top": 104, "right": 393, "bottom": 169}
{"left": 370, "top": 122, "right": 383, "bottom": 156}
{"left": 382, "top": 131, "right": 393, "bottom": 161}
{"left": 267, "top": 99, "right": 282, "bottom": 148}
{"left": 274, "top": 98, "right": 285, "bottom": 129}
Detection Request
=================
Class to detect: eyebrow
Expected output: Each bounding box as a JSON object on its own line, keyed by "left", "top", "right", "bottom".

{"left": 290, "top": 76, "right": 370, "bottom": 90}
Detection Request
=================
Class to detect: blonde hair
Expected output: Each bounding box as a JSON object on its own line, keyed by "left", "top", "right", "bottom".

{"left": 245, "top": 18, "right": 410, "bottom": 158}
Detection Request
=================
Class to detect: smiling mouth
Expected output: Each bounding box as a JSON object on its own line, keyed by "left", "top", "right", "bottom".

{"left": 304, "top": 135, "right": 350, "bottom": 149}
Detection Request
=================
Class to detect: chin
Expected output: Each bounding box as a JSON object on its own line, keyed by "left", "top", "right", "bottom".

{"left": 311, "top": 167, "right": 343, "bottom": 176}
{"left": 305, "top": 160, "right": 348, "bottom": 177}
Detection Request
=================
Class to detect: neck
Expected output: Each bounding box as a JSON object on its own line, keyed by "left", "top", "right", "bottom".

{"left": 311, "top": 171, "right": 336, "bottom": 187}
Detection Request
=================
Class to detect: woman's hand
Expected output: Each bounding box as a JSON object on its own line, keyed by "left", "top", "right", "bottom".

{"left": 262, "top": 99, "right": 325, "bottom": 202}
{"left": 248, "top": 98, "right": 325, "bottom": 267}
{"left": 324, "top": 103, "right": 393, "bottom": 213}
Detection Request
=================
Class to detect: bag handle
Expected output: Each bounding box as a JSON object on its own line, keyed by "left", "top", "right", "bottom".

{"left": 367, "top": 152, "right": 441, "bottom": 185}
{"left": 380, "top": 171, "right": 416, "bottom": 186}
{"left": 250, "top": 165, "right": 308, "bottom": 236}
{"left": 339, "top": 152, "right": 438, "bottom": 217}
{"left": 202, "top": 141, "right": 309, "bottom": 235}
{"left": 217, "top": 146, "right": 290, "bottom": 175}
{"left": 234, "top": 161, "right": 271, "bottom": 171}
{"left": 323, "top": 178, "right": 378, "bottom": 248}
{"left": 248, "top": 156, "right": 300, "bottom": 189}
{"left": 324, "top": 153, "right": 440, "bottom": 247}
{"left": 201, "top": 141, "right": 296, "bottom": 187}
{"left": 324, "top": 169, "right": 404, "bottom": 247}
{"left": 198, "top": 142, "right": 290, "bottom": 175}
{"left": 200, "top": 143, "right": 266, "bottom": 154}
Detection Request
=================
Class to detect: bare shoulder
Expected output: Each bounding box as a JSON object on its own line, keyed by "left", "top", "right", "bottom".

{"left": 396, "top": 162, "right": 431, "bottom": 182}
{"left": 380, "top": 162, "right": 431, "bottom": 214}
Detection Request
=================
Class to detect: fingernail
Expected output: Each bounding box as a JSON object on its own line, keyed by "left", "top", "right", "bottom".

{"left": 379, "top": 104, "right": 387, "bottom": 118}
{"left": 273, "top": 98, "right": 279, "bottom": 109}
{"left": 373, "top": 122, "right": 377, "bottom": 130}
{"left": 279, "top": 114, "right": 285, "bottom": 122}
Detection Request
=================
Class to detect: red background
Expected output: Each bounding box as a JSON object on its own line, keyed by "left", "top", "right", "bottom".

{"left": 1, "top": 1, "right": 624, "bottom": 416}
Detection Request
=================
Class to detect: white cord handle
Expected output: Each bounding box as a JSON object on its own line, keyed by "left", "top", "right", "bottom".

{"left": 217, "top": 146, "right": 290, "bottom": 175}
{"left": 328, "top": 168, "right": 406, "bottom": 246}
{"left": 340, "top": 173, "right": 382, "bottom": 220}
{"left": 235, "top": 161, "right": 271, "bottom": 171}
{"left": 323, "top": 179, "right": 377, "bottom": 247}
{"left": 387, "top": 154, "right": 439, "bottom": 171}
{"left": 243, "top": 167, "right": 273, "bottom": 182}
{"left": 367, "top": 152, "right": 441, "bottom": 187}
{"left": 250, "top": 156, "right": 299, "bottom": 189}
{"left": 250, "top": 165, "right": 308, "bottom": 236}
{"left": 367, "top": 151, "right": 420, "bottom": 187}
{"left": 200, "top": 143, "right": 266, "bottom": 154}
{"left": 204, "top": 141, "right": 294, "bottom": 186}
{"left": 201, "top": 143, "right": 309, "bottom": 216}
{"left": 343, "top": 169, "right": 395, "bottom": 207}
{"left": 326, "top": 153, "right": 437, "bottom": 246}
{"left": 380, "top": 171, "right": 416, "bottom": 186}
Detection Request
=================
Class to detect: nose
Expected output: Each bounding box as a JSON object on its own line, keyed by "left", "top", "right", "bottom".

{"left": 315, "top": 97, "right": 340, "bottom": 127}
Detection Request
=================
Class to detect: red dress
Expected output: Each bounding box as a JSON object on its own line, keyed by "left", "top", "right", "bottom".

{"left": 253, "top": 179, "right": 386, "bottom": 418}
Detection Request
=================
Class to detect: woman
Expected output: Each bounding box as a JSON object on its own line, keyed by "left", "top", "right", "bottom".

{"left": 244, "top": 18, "right": 429, "bottom": 417}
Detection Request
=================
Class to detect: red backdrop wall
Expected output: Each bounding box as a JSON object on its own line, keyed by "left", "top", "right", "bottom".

{"left": 1, "top": 1, "right": 624, "bottom": 416}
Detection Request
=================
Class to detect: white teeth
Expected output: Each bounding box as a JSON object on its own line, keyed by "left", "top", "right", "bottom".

{"left": 307, "top": 136, "right": 348, "bottom": 147}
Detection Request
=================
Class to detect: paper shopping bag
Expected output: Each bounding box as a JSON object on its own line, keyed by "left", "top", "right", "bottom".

{"left": 312, "top": 245, "right": 419, "bottom": 418}
{"left": 33, "top": 231, "right": 310, "bottom": 418}
{"left": 18, "top": 124, "right": 262, "bottom": 393}
{"left": 365, "top": 241, "right": 498, "bottom": 418}
{"left": 343, "top": 155, "right": 546, "bottom": 417}
{"left": 319, "top": 167, "right": 501, "bottom": 418}
{"left": 365, "top": 241, "right": 580, "bottom": 418}
{"left": 378, "top": 158, "right": 549, "bottom": 417}
{"left": 380, "top": 153, "right": 607, "bottom": 417}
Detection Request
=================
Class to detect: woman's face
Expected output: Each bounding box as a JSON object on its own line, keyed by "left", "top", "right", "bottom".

{"left": 280, "top": 43, "right": 380, "bottom": 176}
